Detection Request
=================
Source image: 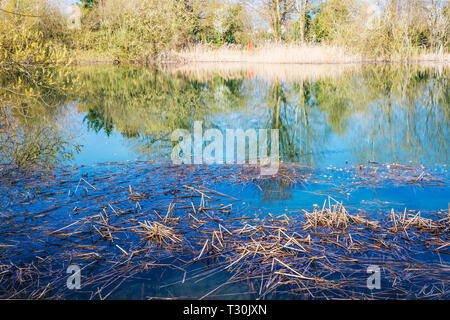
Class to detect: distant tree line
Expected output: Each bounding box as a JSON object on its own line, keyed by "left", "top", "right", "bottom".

{"left": 0, "top": 0, "right": 449, "bottom": 63}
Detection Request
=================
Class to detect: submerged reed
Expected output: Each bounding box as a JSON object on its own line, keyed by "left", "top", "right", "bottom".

{"left": 0, "top": 162, "right": 448, "bottom": 299}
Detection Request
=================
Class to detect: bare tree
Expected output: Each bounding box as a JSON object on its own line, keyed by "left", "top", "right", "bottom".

{"left": 240, "top": 0, "right": 294, "bottom": 40}
{"left": 293, "top": 0, "right": 310, "bottom": 43}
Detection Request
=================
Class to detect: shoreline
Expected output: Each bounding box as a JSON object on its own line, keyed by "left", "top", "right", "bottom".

{"left": 68, "top": 44, "right": 450, "bottom": 66}
{"left": 65, "top": 58, "right": 449, "bottom": 82}
{"left": 68, "top": 58, "right": 450, "bottom": 66}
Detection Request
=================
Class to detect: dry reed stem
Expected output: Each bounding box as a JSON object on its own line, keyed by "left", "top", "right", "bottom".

{"left": 0, "top": 161, "right": 448, "bottom": 299}
{"left": 175, "top": 43, "right": 361, "bottom": 64}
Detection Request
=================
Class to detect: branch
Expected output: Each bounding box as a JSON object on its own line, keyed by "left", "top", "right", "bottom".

{"left": 0, "top": 8, "right": 42, "bottom": 18}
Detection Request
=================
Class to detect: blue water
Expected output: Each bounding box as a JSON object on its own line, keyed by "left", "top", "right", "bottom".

{"left": 56, "top": 64, "right": 449, "bottom": 213}
{"left": 0, "top": 64, "right": 448, "bottom": 299}
{"left": 63, "top": 65, "right": 448, "bottom": 170}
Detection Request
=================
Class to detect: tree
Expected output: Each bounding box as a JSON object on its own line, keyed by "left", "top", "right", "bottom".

{"left": 241, "top": 0, "right": 294, "bottom": 40}
{"left": 80, "top": 0, "right": 98, "bottom": 9}
{"left": 293, "top": 0, "right": 310, "bottom": 43}
{"left": 311, "top": 0, "right": 358, "bottom": 43}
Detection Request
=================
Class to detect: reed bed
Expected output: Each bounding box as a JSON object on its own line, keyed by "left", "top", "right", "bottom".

{"left": 175, "top": 43, "right": 362, "bottom": 64}
{"left": 166, "top": 62, "right": 357, "bottom": 83}
{"left": 303, "top": 200, "right": 379, "bottom": 231}
{"left": 0, "top": 161, "right": 448, "bottom": 299}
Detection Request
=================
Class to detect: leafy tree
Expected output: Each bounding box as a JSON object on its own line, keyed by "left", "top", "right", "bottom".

{"left": 80, "top": 0, "right": 98, "bottom": 9}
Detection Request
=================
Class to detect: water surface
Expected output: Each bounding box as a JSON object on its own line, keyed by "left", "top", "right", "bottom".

{"left": 64, "top": 64, "right": 449, "bottom": 168}
{"left": 0, "top": 63, "right": 448, "bottom": 299}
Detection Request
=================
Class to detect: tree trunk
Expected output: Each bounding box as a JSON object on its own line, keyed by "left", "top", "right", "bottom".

{"left": 296, "top": 0, "right": 309, "bottom": 44}
{"left": 274, "top": 0, "right": 282, "bottom": 40}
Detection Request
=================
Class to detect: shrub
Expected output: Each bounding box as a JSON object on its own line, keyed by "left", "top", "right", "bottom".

{"left": 0, "top": 0, "right": 69, "bottom": 67}
{"left": 76, "top": 0, "right": 206, "bottom": 60}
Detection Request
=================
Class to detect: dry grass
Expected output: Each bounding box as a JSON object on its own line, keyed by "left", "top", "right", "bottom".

{"left": 174, "top": 43, "right": 362, "bottom": 64}
{"left": 403, "top": 51, "right": 450, "bottom": 63}
{"left": 70, "top": 49, "right": 117, "bottom": 65}
{"left": 135, "top": 221, "right": 182, "bottom": 245}
{"left": 389, "top": 209, "right": 448, "bottom": 234}
{"left": 1, "top": 162, "right": 448, "bottom": 299}
{"left": 166, "top": 62, "right": 358, "bottom": 82}
{"left": 303, "top": 199, "right": 379, "bottom": 231}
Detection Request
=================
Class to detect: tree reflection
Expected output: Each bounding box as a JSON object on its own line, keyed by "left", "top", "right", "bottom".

{"left": 1, "top": 63, "right": 447, "bottom": 180}
{"left": 75, "top": 66, "right": 248, "bottom": 158}
{"left": 0, "top": 67, "right": 81, "bottom": 170}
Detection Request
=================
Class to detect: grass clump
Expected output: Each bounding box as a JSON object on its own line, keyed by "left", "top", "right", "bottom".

{"left": 303, "top": 199, "right": 379, "bottom": 231}
{"left": 135, "top": 221, "right": 182, "bottom": 245}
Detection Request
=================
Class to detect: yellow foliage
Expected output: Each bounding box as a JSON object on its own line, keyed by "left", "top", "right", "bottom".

{"left": 0, "top": 0, "right": 69, "bottom": 67}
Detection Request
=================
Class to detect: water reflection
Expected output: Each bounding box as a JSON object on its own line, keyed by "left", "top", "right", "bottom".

{"left": 1, "top": 64, "right": 448, "bottom": 299}
{"left": 0, "top": 64, "right": 448, "bottom": 169}
{"left": 75, "top": 66, "right": 249, "bottom": 160}
{"left": 0, "top": 66, "right": 80, "bottom": 169}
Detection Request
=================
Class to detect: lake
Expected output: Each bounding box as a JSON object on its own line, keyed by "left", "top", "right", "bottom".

{"left": 0, "top": 63, "right": 448, "bottom": 299}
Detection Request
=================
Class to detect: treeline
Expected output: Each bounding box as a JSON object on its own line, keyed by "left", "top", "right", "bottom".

{"left": 74, "top": 0, "right": 253, "bottom": 60}
{"left": 0, "top": 0, "right": 449, "bottom": 64}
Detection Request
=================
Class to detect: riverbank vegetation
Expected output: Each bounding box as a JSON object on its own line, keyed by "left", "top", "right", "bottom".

{"left": 0, "top": 0, "right": 449, "bottom": 65}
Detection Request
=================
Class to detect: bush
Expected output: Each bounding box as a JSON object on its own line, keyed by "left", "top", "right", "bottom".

{"left": 310, "top": 0, "right": 449, "bottom": 59}
{"left": 198, "top": 3, "right": 251, "bottom": 45}
{"left": 0, "top": 0, "right": 69, "bottom": 67}
{"left": 76, "top": 0, "right": 205, "bottom": 60}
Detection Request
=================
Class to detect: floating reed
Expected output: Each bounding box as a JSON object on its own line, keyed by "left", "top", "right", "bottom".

{"left": 0, "top": 161, "right": 448, "bottom": 299}
{"left": 135, "top": 221, "right": 182, "bottom": 245}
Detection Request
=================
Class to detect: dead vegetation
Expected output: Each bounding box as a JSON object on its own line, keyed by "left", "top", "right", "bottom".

{"left": 135, "top": 221, "right": 182, "bottom": 245}
{"left": 0, "top": 161, "right": 448, "bottom": 299}
{"left": 303, "top": 200, "right": 379, "bottom": 231}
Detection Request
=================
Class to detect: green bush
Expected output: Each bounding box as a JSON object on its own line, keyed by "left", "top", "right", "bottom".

{"left": 75, "top": 0, "right": 207, "bottom": 60}
{"left": 310, "top": 0, "right": 449, "bottom": 59}
{"left": 0, "top": 1, "right": 69, "bottom": 67}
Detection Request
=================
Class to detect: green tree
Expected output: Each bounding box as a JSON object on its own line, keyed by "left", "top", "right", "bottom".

{"left": 80, "top": 0, "right": 98, "bottom": 8}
